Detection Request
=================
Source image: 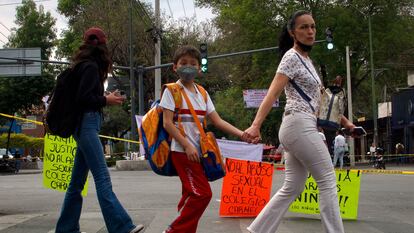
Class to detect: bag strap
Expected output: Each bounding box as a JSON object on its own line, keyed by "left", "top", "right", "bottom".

{"left": 180, "top": 88, "right": 207, "bottom": 139}
{"left": 195, "top": 84, "right": 208, "bottom": 128}
{"left": 294, "top": 53, "right": 320, "bottom": 85}
{"left": 163, "top": 83, "right": 185, "bottom": 136}
{"left": 289, "top": 79, "right": 316, "bottom": 113}
{"left": 287, "top": 53, "right": 321, "bottom": 113}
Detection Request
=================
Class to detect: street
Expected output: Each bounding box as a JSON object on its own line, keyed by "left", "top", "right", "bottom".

{"left": 1, "top": 168, "right": 414, "bottom": 233}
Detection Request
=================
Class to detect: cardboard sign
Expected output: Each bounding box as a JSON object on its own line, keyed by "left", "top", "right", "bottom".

{"left": 43, "top": 134, "right": 88, "bottom": 196}
{"left": 289, "top": 169, "right": 361, "bottom": 219}
{"left": 220, "top": 158, "right": 273, "bottom": 217}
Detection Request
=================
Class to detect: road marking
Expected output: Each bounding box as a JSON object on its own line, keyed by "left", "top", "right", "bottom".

{"left": 0, "top": 213, "right": 44, "bottom": 231}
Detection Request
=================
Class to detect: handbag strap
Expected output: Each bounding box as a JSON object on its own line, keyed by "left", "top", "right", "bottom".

{"left": 180, "top": 88, "right": 207, "bottom": 139}
{"left": 289, "top": 79, "right": 316, "bottom": 113}
{"left": 287, "top": 53, "right": 322, "bottom": 113}
{"left": 294, "top": 53, "right": 320, "bottom": 85}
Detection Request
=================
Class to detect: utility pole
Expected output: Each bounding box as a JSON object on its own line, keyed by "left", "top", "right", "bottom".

{"left": 154, "top": 0, "right": 161, "bottom": 100}
{"left": 369, "top": 16, "right": 378, "bottom": 146}
{"left": 129, "top": 0, "right": 137, "bottom": 151}
{"left": 346, "top": 46, "right": 355, "bottom": 166}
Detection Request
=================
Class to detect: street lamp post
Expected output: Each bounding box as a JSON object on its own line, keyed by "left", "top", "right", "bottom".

{"left": 349, "top": 3, "right": 378, "bottom": 145}
{"left": 368, "top": 16, "right": 378, "bottom": 146}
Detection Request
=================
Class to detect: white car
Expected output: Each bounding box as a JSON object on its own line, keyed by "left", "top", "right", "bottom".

{"left": 0, "top": 148, "right": 13, "bottom": 159}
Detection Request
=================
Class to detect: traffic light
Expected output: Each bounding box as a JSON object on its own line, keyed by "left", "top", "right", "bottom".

{"left": 325, "top": 27, "right": 334, "bottom": 50}
{"left": 200, "top": 43, "right": 208, "bottom": 73}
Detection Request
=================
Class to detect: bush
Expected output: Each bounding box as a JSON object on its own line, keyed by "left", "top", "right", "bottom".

{"left": 0, "top": 133, "right": 44, "bottom": 149}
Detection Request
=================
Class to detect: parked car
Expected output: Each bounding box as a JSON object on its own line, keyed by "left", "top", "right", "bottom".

{"left": 0, "top": 148, "right": 13, "bottom": 159}
{"left": 262, "top": 145, "right": 282, "bottom": 163}
{"left": 0, "top": 148, "right": 15, "bottom": 172}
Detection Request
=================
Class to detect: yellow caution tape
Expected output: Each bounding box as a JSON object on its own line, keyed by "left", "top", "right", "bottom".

{"left": 0, "top": 113, "right": 42, "bottom": 125}
{"left": 0, "top": 113, "right": 140, "bottom": 144}
{"left": 273, "top": 164, "right": 414, "bottom": 175}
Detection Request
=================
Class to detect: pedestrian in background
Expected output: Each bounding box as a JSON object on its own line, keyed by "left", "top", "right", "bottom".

{"left": 318, "top": 127, "right": 328, "bottom": 149}
{"left": 244, "top": 10, "right": 356, "bottom": 233}
{"left": 369, "top": 142, "right": 376, "bottom": 164}
{"left": 54, "top": 27, "right": 143, "bottom": 233}
{"left": 333, "top": 130, "right": 346, "bottom": 169}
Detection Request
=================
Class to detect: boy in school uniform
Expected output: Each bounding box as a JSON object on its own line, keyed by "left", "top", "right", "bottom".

{"left": 160, "top": 45, "right": 248, "bottom": 233}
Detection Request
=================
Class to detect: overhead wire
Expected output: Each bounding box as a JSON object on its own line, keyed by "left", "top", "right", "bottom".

{"left": 192, "top": 0, "right": 197, "bottom": 20}
{"left": 0, "top": 30, "right": 9, "bottom": 40}
{"left": 166, "top": 0, "right": 174, "bottom": 19}
{"left": 181, "top": 0, "right": 187, "bottom": 18}
{"left": 135, "top": 0, "right": 154, "bottom": 27}
{"left": 0, "top": 22, "right": 11, "bottom": 32}
{"left": 0, "top": 0, "right": 50, "bottom": 7}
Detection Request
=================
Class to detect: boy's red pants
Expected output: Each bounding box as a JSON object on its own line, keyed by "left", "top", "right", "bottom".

{"left": 166, "top": 151, "right": 212, "bottom": 233}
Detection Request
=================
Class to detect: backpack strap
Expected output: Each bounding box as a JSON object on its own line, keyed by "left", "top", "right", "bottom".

{"left": 162, "top": 83, "right": 185, "bottom": 136}
{"left": 195, "top": 84, "right": 208, "bottom": 128}
{"left": 181, "top": 88, "right": 207, "bottom": 140}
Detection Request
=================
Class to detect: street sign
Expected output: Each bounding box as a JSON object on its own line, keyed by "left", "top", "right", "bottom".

{"left": 0, "top": 48, "right": 41, "bottom": 77}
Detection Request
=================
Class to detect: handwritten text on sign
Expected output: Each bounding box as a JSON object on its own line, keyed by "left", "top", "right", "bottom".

{"left": 43, "top": 134, "right": 88, "bottom": 196}
{"left": 289, "top": 170, "right": 361, "bottom": 219}
{"left": 220, "top": 158, "right": 273, "bottom": 217}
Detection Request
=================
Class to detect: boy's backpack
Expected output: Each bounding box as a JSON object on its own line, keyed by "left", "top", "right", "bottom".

{"left": 44, "top": 62, "right": 87, "bottom": 138}
{"left": 139, "top": 83, "right": 208, "bottom": 176}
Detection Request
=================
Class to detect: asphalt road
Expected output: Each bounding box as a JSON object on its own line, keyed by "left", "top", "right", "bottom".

{"left": 0, "top": 168, "right": 413, "bottom": 233}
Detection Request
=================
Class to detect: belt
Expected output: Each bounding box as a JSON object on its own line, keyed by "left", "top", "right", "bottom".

{"left": 284, "top": 110, "right": 317, "bottom": 118}
{"left": 284, "top": 110, "right": 297, "bottom": 117}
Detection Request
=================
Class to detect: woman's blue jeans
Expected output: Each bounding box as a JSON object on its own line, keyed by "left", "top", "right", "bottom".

{"left": 55, "top": 112, "right": 136, "bottom": 233}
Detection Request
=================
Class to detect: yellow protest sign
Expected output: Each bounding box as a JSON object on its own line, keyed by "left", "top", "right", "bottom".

{"left": 220, "top": 158, "right": 274, "bottom": 217}
{"left": 43, "top": 133, "right": 88, "bottom": 196}
{"left": 289, "top": 169, "right": 361, "bottom": 219}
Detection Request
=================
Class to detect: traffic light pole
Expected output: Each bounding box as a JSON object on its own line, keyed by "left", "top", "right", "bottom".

{"left": 129, "top": 0, "right": 137, "bottom": 151}
{"left": 346, "top": 46, "right": 355, "bottom": 166}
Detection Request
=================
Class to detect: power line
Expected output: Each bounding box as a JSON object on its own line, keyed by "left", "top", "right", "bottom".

{"left": 0, "top": 0, "right": 50, "bottom": 7}
{"left": 166, "top": 0, "right": 174, "bottom": 18}
{"left": 181, "top": 0, "right": 187, "bottom": 18}
{"left": 0, "top": 22, "right": 11, "bottom": 32}
{"left": 0, "top": 38, "right": 6, "bottom": 45}
{"left": 192, "top": 0, "right": 197, "bottom": 20}
{"left": 132, "top": 3, "right": 151, "bottom": 29}
{"left": 135, "top": 0, "right": 153, "bottom": 27}
{"left": 0, "top": 30, "right": 9, "bottom": 41}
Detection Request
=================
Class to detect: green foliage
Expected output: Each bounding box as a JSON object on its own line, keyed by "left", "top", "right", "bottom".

{"left": 0, "top": 133, "right": 44, "bottom": 149}
{"left": 8, "top": 0, "right": 57, "bottom": 59}
{"left": 1, "top": 0, "right": 57, "bottom": 115}
{"left": 0, "top": 75, "right": 54, "bottom": 114}
{"left": 197, "top": 0, "right": 414, "bottom": 141}
{"left": 100, "top": 105, "right": 130, "bottom": 138}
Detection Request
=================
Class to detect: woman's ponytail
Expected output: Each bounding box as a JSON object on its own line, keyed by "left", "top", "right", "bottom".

{"left": 278, "top": 10, "right": 311, "bottom": 59}
{"left": 278, "top": 23, "right": 294, "bottom": 59}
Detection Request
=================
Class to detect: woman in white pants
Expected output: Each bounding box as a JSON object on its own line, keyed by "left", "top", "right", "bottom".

{"left": 244, "top": 10, "right": 355, "bottom": 233}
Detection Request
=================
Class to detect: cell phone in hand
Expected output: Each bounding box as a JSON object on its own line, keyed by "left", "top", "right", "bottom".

{"left": 341, "top": 126, "right": 367, "bottom": 137}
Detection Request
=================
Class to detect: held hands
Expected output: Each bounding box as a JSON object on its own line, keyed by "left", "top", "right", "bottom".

{"left": 105, "top": 90, "right": 126, "bottom": 105}
{"left": 241, "top": 125, "right": 262, "bottom": 144}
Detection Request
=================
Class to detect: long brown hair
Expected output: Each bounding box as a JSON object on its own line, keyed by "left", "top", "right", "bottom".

{"left": 72, "top": 42, "right": 112, "bottom": 82}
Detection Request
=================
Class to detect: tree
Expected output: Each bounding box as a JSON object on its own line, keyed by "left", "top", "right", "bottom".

{"left": 0, "top": 0, "right": 57, "bottom": 115}
{"left": 196, "top": 0, "right": 414, "bottom": 142}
